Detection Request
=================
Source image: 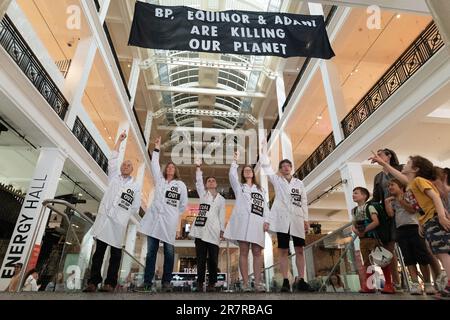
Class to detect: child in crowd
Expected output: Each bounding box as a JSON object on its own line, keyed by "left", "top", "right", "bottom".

{"left": 351, "top": 187, "right": 394, "bottom": 293}
{"left": 370, "top": 154, "right": 450, "bottom": 297}
{"left": 384, "top": 179, "right": 434, "bottom": 295}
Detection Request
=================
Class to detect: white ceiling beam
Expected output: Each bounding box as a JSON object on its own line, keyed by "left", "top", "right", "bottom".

{"left": 306, "top": 0, "right": 429, "bottom": 14}
{"left": 147, "top": 85, "right": 266, "bottom": 98}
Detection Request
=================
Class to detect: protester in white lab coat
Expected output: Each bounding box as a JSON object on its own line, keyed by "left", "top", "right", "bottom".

{"left": 139, "top": 137, "right": 188, "bottom": 292}
{"left": 84, "top": 131, "right": 141, "bottom": 293}
{"left": 224, "top": 152, "right": 271, "bottom": 292}
{"left": 189, "top": 158, "right": 226, "bottom": 292}
{"left": 260, "top": 141, "right": 312, "bottom": 293}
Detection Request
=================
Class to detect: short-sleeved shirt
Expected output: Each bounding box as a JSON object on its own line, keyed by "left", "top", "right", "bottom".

{"left": 392, "top": 198, "right": 418, "bottom": 228}
{"left": 408, "top": 177, "right": 439, "bottom": 225}
{"left": 352, "top": 204, "right": 378, "bottom": 238}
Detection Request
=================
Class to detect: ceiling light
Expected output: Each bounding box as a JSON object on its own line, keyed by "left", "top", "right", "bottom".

{"left": 350, "top": 72, "right": 354, "bottom": 76}
{"left": 317, "top": 115, "right": 323, "bottom": 120}
{"left": 315, "top": 121, "right": 320, "bottom": 126}
{"left": 78, "top": 193, "right": 83, "bottom": 197}
{"left": 396, "top": 14, "right": 401, "bottom": 19}
{"left": 355, "top": 69, "right": 359, "bottom": 73}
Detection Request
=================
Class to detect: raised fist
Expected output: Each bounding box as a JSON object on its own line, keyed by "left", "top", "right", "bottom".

{"left": 155, "top": 137, "right": 162, "bottom": 149}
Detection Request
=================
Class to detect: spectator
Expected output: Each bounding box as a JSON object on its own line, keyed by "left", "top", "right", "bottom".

{"left": 45, "top": 272, "right": 65, "bottom": 292}
{"left": 351, "top": 187, "right": 395, "bottom": 294}
{"left": 384, "top": 179, "right": 434, "bottom": 295}
{"left": 22, "top": 269, "right": 39, "bottom": 292}
{"left": 371, "top": 148, "right": 402, "bottom": 291}
{"left": 326, "top": 273, "right": 345, "bottom": 293}
{"left": 370, "top": 154, "right": 450, "bottom": 297}
{"left": 4, "top": 263, "right": 23, "bottom": 292}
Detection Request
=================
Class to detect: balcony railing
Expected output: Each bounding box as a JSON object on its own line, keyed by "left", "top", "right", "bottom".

{"left": 341, "top": 22, "right": 444, "bottom": 138}
{"left": 295, "top": 21, "right": 444, "bottom": 180}
{"left": 72, "top": 117, "right": 109, "bottom": 174}
{"left": 295, "top": 133, "right": 336, "bottom": 180}
{"left": 0, "top": 15, "right": 69, "bottom": 120}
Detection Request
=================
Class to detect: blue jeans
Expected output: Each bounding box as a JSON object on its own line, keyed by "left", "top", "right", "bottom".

{"left": 143, "top": 236, "right": 175, "bottom": 286}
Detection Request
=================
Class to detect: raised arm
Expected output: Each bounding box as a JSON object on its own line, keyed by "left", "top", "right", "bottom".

{"left": 260, "top": 141, "right": 277, "bottom": 186}
{"left": 369, "top": 151, "right": 409, "bottom": 186}
{"left": 179, "top": 183, "right": 188, "bottom": 215}
{"left": 150, "top": 137, "right": 163, "bottom": 184}
{"left": 229, "top": 152, "right": 242, "bottom": 195}
{"left": 195, "top": 158, "right": 206, "bottom": 197}
{"left": 108, "top": 131, "right": 127, "bottom": 181}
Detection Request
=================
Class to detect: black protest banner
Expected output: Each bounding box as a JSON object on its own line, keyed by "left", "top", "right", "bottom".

{"left": 128, "top": 2, "right": 335, "bottom": 59}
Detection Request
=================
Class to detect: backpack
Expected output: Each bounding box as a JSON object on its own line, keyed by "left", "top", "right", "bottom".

{"left": 365, "top": 202, "right": 392, "bottom": 245}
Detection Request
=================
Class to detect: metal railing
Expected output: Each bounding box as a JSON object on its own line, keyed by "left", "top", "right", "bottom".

{"left": 296, "top": 21, "right": 445, "bottom": 180}
{"left": 341, "top": 22, "right": 444, "bottom": 138}
{"left": 72, "top": 117, "right": 109, "bottom": 174}
{"left": 0, "top": 15, "right": 69, "bottom": 120}
{"left": 295, "top": 132, "right": 336, "bottom": 180}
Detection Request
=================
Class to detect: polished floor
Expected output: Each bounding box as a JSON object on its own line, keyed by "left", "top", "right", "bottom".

{"left": 0, "top": 292, "right": 438, "bottom": 300}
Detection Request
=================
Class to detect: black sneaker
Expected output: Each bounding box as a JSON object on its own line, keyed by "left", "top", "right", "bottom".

{"left": 281, "top": 279, "right": 291, "bottom": 293}
{"left": 295, "top": 278, "right": 313, "bottom": 292}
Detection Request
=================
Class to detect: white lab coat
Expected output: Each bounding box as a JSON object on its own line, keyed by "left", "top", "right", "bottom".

{"left": 261, "top": 155, "right": 309, "bottom": 239}
{"left": 91, "top": 151, "right": 141, "bottom": 249}
{"left": 189, "top": 169, "right": 226, "bottom": 246}
{"left": 140, "top": 151, "right": 188, "bottom": 245}
{"left": 224, "top": 162, "right": 272, "bottom": 248}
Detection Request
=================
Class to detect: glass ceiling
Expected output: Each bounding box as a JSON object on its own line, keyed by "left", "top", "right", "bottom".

{"left": 146, "top": 0, "right": 284, "bottom": 130}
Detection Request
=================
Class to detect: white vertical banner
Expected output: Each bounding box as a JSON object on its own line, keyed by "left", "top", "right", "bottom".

{"left": 0, "top": 148, "right": 66, "bottom": 291}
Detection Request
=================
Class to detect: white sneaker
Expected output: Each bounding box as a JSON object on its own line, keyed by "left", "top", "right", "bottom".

{"left": 424, "top": 283, "right": 436, "bottom": 295}
{"left": 410, "top": 282, "right": 423, "bottom": 295}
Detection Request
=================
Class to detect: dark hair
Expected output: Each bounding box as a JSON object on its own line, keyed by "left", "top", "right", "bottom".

{"left": 378, "top": 148, "right": 400, "bottom": 167}
{"left": 279, "top": 159, "right": 293, "bottom": 170}
{"left": 409, "top": 156, "right": 435, "bottom": 180}
{"left": 353, "top": 187, "right": 370, "bottom": 201}
{"left": 444, "top": 168, "right": 450, "bottom": 186}
{"left": 327, "top": 272, "right": 344, "bottom": 287}
{"left": 241, "top": 165, "right": 261, "bottom": 190}
{"left": 388, "top": 179, "right": 406, "bottom": 191}
{"left": 23, "top": 268, "right": 38, "bottom": 286}
{"left": 163, "top": 162, "right": 181, "bottom": 180}
{"left": 205, "top": 176, "right": 217, "bottom": 184}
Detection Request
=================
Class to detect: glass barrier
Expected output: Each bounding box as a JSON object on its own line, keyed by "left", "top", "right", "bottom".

{"left": 117, "top": 249, "right": 146, "bottom": 293}
{"left": 39, "top": 200, "right": 95, "bottom": 292}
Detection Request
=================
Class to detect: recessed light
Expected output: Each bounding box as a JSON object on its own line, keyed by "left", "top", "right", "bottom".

{"left": 317, "top": 115, "right": 323, "bottom": 120}
{"left": 78, "top": 193, "right": 83, "bottom": 197}
{"left": 396, "top": 14, "right": 401, "bottom": 19}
